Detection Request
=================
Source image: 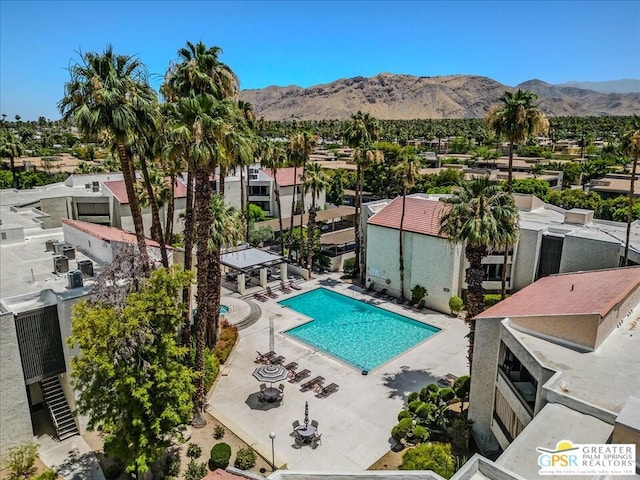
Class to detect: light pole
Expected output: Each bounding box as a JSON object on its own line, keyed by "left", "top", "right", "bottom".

{"left": 269, "top": 431, "right": 276, "bottom": 471}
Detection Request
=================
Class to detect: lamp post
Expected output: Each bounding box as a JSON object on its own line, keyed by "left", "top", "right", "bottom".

{"left": 269, "top": 431, "right": 276, "bottom": 471}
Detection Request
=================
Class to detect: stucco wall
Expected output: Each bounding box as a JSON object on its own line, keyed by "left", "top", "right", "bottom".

{"left": 596, "top": 280, "right": 640, "bottom": 348}
{"left": 559, "top": 235, "right": 620, "bottom": 273}
{"left": 40, "top": 197, "right": 72, "bottom": 228}
{"left": 512, "top": 227, "right": 542, "bottom": 291}
{"left": 0, "top": 311, "right": 33, "bottom": 454}
{"left": 509, "top": 314, "right": 599, "bottom": 351}
{"left": 62, "top": 223, "right": 112, "bottom": 264}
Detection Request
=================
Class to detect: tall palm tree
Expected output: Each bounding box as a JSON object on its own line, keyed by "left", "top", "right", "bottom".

{"left": 343, "top": 111, "right": 381, "bottom": 283}
{"left": 485, "top": 89, "right": 548, "bottom": 298}
{"left": 302, "top": 162, "right": 329, "bottom": 271}
{"left": 439, "top": 177, "right": 519, "bottom": 373}
{"left": 59, "top": 45, "right": 158, "bottom": 273}
{"left": 0, "top": 131, "right": 22, "bottom": 189}
{"left": 206, "top": 194, "right": 243, "bottom": 347}
{"left": 288, "top": 131, "right": 316, "bottom": 265}
{"left": 395, "top": 151, "right": 418, "bottom": 302}
{"left": 261, "top": 140, "right": 287, "bottom": 253}
{"left": 621, "top": 118, "right": 640, "bottom": 266}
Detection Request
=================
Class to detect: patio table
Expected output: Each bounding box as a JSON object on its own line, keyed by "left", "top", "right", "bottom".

{"left": 296, "top": 424, "right": 317, "bottom": 442}
{"left": 262, "top": 387, "right": 281, "bottom": 403}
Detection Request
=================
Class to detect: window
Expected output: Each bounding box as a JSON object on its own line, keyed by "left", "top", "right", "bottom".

{"left": 499, "top": 343, "right": 538, "bottom": 413}
{"left": 1, "top": 232, "right": 6, "bottom": 240}
{"left": 249, "top": 185, "right": 269, "bottom": 196}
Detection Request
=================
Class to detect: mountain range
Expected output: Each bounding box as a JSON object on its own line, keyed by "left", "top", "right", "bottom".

{"left": 239, "top": 74, "right": 640, "bottom": 120}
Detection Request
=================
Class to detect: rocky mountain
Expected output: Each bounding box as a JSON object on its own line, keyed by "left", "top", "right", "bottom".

{"left": 239, "top": 73, "right": 640, "bottom": 120}
{"left": 558, "top": 79, "right": 640, "bottom": 94}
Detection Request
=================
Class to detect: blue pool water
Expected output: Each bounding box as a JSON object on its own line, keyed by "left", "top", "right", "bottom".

{"left": 220, "top": 305, "right": 230, "bottom": 314}
{"left": 280, "top": 288, "right": 440, "bottom": 372}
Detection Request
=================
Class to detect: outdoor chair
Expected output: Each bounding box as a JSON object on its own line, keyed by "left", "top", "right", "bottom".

{"left": 310, "top": 419, "right": 319, "bottom": 428}
{"left": 271, "top": 355, "right": 286, "bottom": 365}
{"left": 280, "top": 281, "right": 292, "bottom": 293}
{"left": 255, "top": 351, "right": 276, "bottom": 363}
{"left": 312, "top": 433, "right": 322, "bottom": 449}
{"left": 289, "top": 280, "right": 303, "bottom": 291}
{"left": 278, "top": 383, "right": 285, "bottom": 393}
{"left": 300, "top": 376, "right": 325, "bottom": 392}
{"left": 292, "top": 420, "right": 300, "bottom": 432}
{"left": 289, "top": 368, "right": 310, "bottom": 383}
{"left": 283, "top": 361, "right": 298, "bottom": 372}
{"left": 254, "top": 293, "right": 268, "bottom": 303}
{"left": 259, "top": 383, "right": 267, "bottom": 392}
{"left": 266, "top": 286, "right": 279, "bottom": 298}
{"left": 316, "top": 382, "right": 339, "bottom": 398}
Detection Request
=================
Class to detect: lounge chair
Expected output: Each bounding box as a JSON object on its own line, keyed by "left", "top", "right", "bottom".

{"left": 254, "top": 292, "right": 268, "bottom": 303}
{"left": 271, "top": 355, "right": 286, "bottom": 365}
{"left": 289, "top": 368, "right": 310, "bottom": 383}
{"left": 255, "top": 350, "right": 276, "bottom": 363}
{"left": 280, "top": 281, "right": 292, "bottom": 293}
{"left": 289, "top": 280, "right": 303, "bottom": 291}
{"left": 283, "top": 361, "right": 298, "bottom": 372}
{"left": 266, "top": 286, "right": 279, "bottom": 299}
{"left": 300, "top": 376, "right": 325, "bottom": 392}
{"left": 316, "top": 382, "right": 339, "bottom": 398}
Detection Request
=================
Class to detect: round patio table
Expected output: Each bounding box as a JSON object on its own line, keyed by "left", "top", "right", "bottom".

{"left": 296, "top": 424, "right": 317, "bottom": 442}
{"left": 262, "top": 387, "right": 280, "bottom": 402}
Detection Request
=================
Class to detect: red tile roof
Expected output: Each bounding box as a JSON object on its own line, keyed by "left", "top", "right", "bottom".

{"left": 263, "top": 167, "right": 304, "bottom": 187}
{"left": 367, "top": 196, "right": 450, "bottom": 238}
{"left": 62, "top": 219, "right": 170, "bottom": 249}
{"left": 102, "top": 179, "right": 187, "bottom": 204}
{"left": 475, "top": 267, "right": 640, "bottom": 319}
{"left": 202, "top": 469, "right": 246, "bottom": 480}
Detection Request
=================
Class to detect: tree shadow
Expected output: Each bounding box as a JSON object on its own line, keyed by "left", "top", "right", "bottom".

{"left": 380, "top": 366, "right": 440, "bottom": 401}
{"left": 54, "top": 447, "right": 104, "bottom": 480}
{"left": 317, "top": 277, "right": 342, "bottom": 288}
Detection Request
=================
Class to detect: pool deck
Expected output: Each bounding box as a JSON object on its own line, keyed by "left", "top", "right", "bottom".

{"left": 207, "top": 273, "right": 469, "bottom": 471}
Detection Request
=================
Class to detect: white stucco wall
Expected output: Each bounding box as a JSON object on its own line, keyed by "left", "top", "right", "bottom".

{"left": 559, "top": 234, "right": 620, "bottom": 273}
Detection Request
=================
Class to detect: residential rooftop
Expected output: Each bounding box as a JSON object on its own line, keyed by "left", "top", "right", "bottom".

{"left": 367, "top": 195, "right": 449, "bottom": 238}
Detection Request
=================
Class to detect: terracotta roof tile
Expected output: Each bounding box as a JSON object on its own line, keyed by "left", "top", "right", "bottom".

{"left": 367, "top": 196, "right": 450, "bottom": 238}
{"left": 62, "top": 219, "right": 170, "bottom": 249}
{"left": 263, "top": 167, "right": 304, "bottom": 187}
{"left": 102, "top": 179, "right": 187, "bottom": 204}
{"left": 475, "top": 267, "right": 640, "bottom": 319}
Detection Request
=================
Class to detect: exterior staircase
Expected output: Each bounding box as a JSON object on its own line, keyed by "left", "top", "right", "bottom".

{"left": 40, "top": 376, "right": 79, "bottom": 441}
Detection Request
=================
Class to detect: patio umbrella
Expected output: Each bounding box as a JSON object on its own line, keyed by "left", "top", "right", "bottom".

{"left": 304, "top": 401, "right": 309, "bottom": 427}
{"left": 252, "top": 364, "right": 289, "bottom": 386}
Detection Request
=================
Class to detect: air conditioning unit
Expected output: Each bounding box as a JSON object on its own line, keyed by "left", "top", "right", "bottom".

{"left": 45, "top": 239, "right": 56, "bottom": 252}
{"left": 67, "top": 270, "right": 83, "bottom": 288}
{"left": 53, "top": 241, "right": 66, "bottom": 256}
{"left": 53, "top": 255, "right": 69, "bottom": 274}
{"left": 77, "top": 259, "right": 94, "bottom": 277}
{"left": 62, "top": 245, "right": 76, "bottom": 260}
{"left": 92, "top": 181, "right": 100, "bottom": 192}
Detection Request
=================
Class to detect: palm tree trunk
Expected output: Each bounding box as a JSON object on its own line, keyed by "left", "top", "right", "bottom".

{"left": 289, "top": 167, "right": 298, "bottom": 260}
{"left": 139, "top": 155, "right": 169, "bottom": 268}
{"left": 465, "top": 244, "right": 487, "bottom": 375}
{"left": 192, "top": 167, "right": 212, "bottom": 428}
{"left": 207, "top": 245, "right": 222, "bottom": 349}
{"left": 353, "top": 162, "right": 362, "bottom": 279}
{"left": 399, "top": 189, "right": 407, "bottom": 302}
{"left": 117, "top": 143, "right": 150, "bottom": 273}
{"left": 181, "top": 163, "right": 195, "bottom": 348}
{"left": 500, "top": 141, "right": 515, "bottom": 299}
{"left": 624, "top": 151, "right": 638, "bottom": 266}
{"left": 275, "top": 179, "right": 284, "bottom": 254}
{"left": 10, "top": 156, "right": 18, "bottom": 189}
{"left": 165, "top": 174, "right": 175, "bottom": 245}
{"left": 219, "top": 165, "right": 226, "bottom": 196}
{"left": 299, "top": 186, "right": 306, "bottom": 267}
{"left": 246, "top": 163, "right": 252, "bottom": 243}
{"left": 307, "top": 204, "right": 316, "bottom": 273}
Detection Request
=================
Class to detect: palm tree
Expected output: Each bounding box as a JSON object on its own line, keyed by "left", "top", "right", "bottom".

{"left": 261, "top": 140, "right": 287, "bottom": 253}
{"left": 206, "top": 194, "right": 243, "bottom": 347}
{"left": 302, "top": 162, "right": 329, "bottom": 271}
{"left": 485, "top": 89, "right": 548, "bottom": 298}
{"left": 621, "top": 118, "right": 640, "bottom": 266}
{"left": 343, "top": 111, "right": 381, "bottom": 283}
{"left": 439, "top": 176, "right": 519, "bottom": 373}
{"left": 288, "top": 131, "right": 316, "bottom": 265}
{"left": 59, "top": 45, "right": 158, "bottom": 273}
{"left": 0, "top": 131, "right": 22, "bottom": 189}
{"left": 395, "top": 151, "right": 418, "bottom": 302}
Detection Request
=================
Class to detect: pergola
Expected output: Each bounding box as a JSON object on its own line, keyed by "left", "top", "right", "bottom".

{"left": 220, "top": 248, "right": 287, "bottom": 294}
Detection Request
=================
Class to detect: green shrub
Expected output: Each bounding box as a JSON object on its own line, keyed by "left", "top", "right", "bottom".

{"left": 439, "top": 387, "right": 455, "bottom": 403}
{"left": 343, "top": 258, "right": 356, "bottom": 277}
{"left": 164, "top": 451, "right": 181, "bottom": 478}
{"left": 209, "top": 443, "right": 231, "bottom": 470}
{"left": 400, "top": 442, "right": 456, "bottom": 478}
{"left": 410, "top": 285, "right": 427, "bottom": 305}
{"left": 426, "top": 383, "right": 439, "bottom": 393}
{"left": 484, "top": 294, "right": 503, "bottom": 308}
{"left": 190, "top": 338, "right": 220, "bottom": 392}
{"left": 34, "top": 470, "right": 58, "bottom": 480}
{"left": 213, "top": 425, "right": 225, "bottom": 440}
{"left": 407, "top": 391, "right": 419, "bottom": 403}
{"left": 415, "top": 402, "right": 433, "bottom": 420}
{"left": 391, "top": 417, "right": 414, "bottom": 442}
{"left": 408, "top": 400, "right": 423, "bottom": 413}
{"left": 234, "top": 446, "right": 257, "bottom": 470}
{"left": 453, "top": 375, "right": 471, "bottom": 400}
{"left": 451, "top": 418, "right": 472, "bottom": 455}
{"left": 419, "top": 386, "right": 431, "bottom": 402}
{"left": 449, "top": 296, "right": 464, "bottom": 315}
{"left": 397, "top": 410, "right": 411, "bottom": 421}
{"left": 186, "top": 443, "right": 202, "bottom": 460}
{"left": 214, "top": 320, "right": 238, "bottom": 364}
{"left": 1, "top": 443, "right": 38, "bottom": 479}
{"left": 412, "top": 425, "right": 429, "bottom": 443}
{"left": 184, "top": 459, "right": 207, "bottom": 480}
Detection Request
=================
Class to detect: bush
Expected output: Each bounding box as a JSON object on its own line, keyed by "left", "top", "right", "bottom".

{"left": 484, "top": 294, "right": 503, "bottom": 308}
{"left": 213, "top": 425, "right": 225, "bottom": 440}
{"left": 410, "top": 285, "right": 427, "bottom": 305}
{"left": 190, "top": 338, "right": 220, "bottom": 392}
{"left": 400, "top": 442, "right": 456, "bottom": 478}
{"left": 164, "top": 451, "right": 181, "bottom": 478}
{"left": 1, "top": 443, "right": 38, "bottom": 479}
{"left": 451, "top": 418, "right": 473, "bottom": 455}
{"left": 234, "top": 446, "right": 257, "bottom": 470}
{"left": 184, "top": 459, "right": 207, "bottom": 480}
{"left": 408, "top": 400, "right": 423, "bottom": 413}
{"left": 415, "top": 402, "right": 433, "bottom": 420}
{"left": 439, "top": 387, "right": 455, "bottom": 403}
{"left": 407, "top": 391, "right": 419, "bottom": 403}
{"left": 214, "top": 320, "right": 238, "bottom": 364}
{"left": 187, "top": 443, "right": 203, "bottom": 460}
{"left": 449, "top": 296, "right": 464, "bottom": 315}
{"left": 453, "top": 375, "right": 471, "bottom": 400}
{"left": 397, "top": 410, "right": 411, "bottom": 421}
{"left": 34, "top": 470, "right": 58, "bottom": 480}
{"left": 343, "top": 258, "right": 356, "bottom": 277}
{"left": 209, "top": 443, "right": 231, "bottom": 470}
{"left": 412, "top": 425, "right": 429, "bottom": 443}
{"left": 391, "top": 417, "right": 414, "bottom": 442}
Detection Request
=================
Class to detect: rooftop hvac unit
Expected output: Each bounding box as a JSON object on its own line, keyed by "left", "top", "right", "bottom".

{"left": 53, "top": 255, "right": 69, "bottom": 274}
{"left": 92, "top": 181, "right": 100, "bottom": 192}
{"left": 62, "top": 245, "right": 76, "bottom": 260}
{"left": 77, "top": 259, "right": 94, "bottom": 277}
{"left": 85, "top": 183, "right": 91, "bottom": 190}
{"left": 67, "top": 270, "right": 83, "bottom": 288}
{"left": 45, "top": 239, "right": 56, "bottom": 252}
{"left": 53, "top": 241, "right": 66, "bottom": 256}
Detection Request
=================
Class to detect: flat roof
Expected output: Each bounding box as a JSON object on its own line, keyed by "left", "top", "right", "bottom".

{"left": 254, "top": 207, "right": 355, "bottom": 233}
{"left": 220, "top": 248, "right": 285, "bottom": 272}
{"left": 319, "top": 228, "right": 355, "bottom": 246}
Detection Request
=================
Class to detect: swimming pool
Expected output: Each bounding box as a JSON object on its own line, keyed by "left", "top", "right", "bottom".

{"left": 280, "top": 288, "right": 440, "bottom": 372}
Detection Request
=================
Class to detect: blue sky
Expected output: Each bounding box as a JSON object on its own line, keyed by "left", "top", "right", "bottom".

{"left": 1, "top": 0, "right": 639, "bottom": 121}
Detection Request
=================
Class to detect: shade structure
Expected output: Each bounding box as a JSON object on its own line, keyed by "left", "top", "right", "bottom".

{"left": 304, "top": 401, "right": 309, "bottom": 427}
{"left": 253, "top": 364, "right": 289, "bottom": 385}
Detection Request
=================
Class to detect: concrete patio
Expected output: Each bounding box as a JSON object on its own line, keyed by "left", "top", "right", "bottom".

{"left": 207, "top": 273, "right": 469, "bottom": 471}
